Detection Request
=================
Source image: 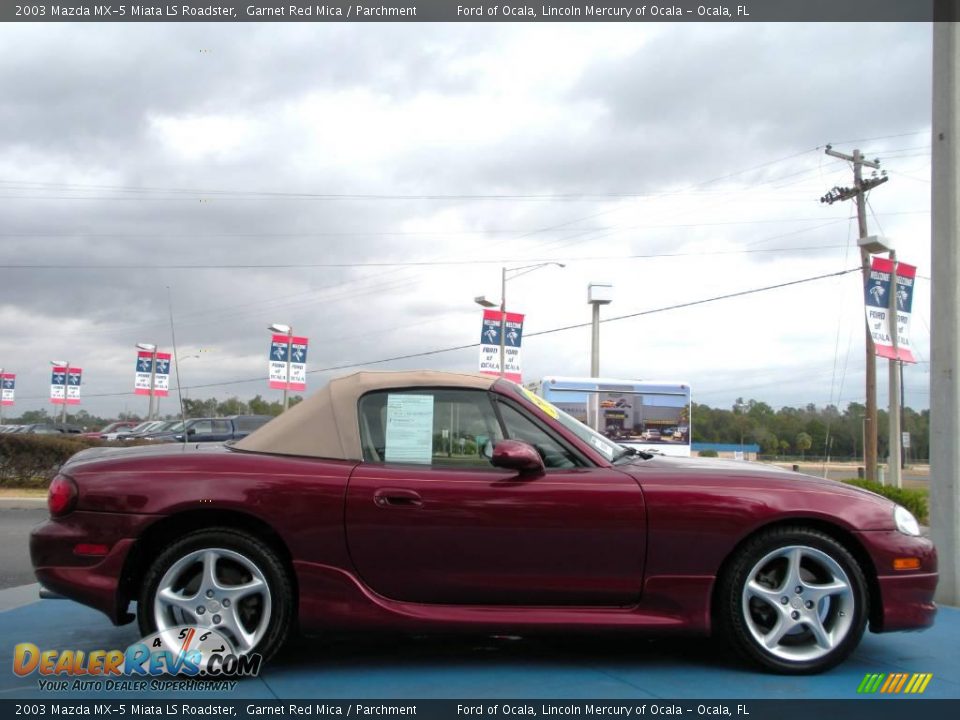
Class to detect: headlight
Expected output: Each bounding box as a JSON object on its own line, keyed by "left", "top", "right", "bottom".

{"left": 894, "top": 505, "right": 920, "bottom": 536}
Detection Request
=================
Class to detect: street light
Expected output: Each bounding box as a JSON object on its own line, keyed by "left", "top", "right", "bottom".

{"left": 859, "top": 235, "right": 903, "bottom": 488}
{"left": 588, "top": 282, "right": 613, "bottom": 377}
{"left": 136, "top": 342, "right": 158, "bottom": 421}
{"left": 50, "top": 359, "right": 69, "bottom": 426}
{"left": 268, "top": 323, "right": 293, "bottom": 411}
{"left": 474, "top": 263, "right": 565, "bottom": 378}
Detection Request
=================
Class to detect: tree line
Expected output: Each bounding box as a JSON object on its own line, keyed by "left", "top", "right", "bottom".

{"left": 693, "top": 398, "right": 929, "bottom": 461}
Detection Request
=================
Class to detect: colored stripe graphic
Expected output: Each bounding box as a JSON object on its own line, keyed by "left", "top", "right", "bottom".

{"left": 859, "top": 673, "right": 883, "bottom": 694}
{"left": 857, "top": 672, "right": 932, "bottom": 694}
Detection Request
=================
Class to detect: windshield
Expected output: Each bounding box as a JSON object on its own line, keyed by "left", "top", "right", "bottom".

{"left": 510, "top": 384, "right": 623, "bottom": 462}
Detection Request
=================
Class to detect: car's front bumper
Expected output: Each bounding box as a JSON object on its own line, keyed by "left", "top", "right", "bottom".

{"left": 856, "top": 530, "right": 938, "bottom": 632}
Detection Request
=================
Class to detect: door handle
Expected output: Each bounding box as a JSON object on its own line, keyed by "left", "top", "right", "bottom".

{"left": 373, "top": 489, "right": 423, "bottom": 508}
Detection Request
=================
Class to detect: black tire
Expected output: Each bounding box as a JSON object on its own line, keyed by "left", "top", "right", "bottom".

{"left": 138, "top": 528, "right": 293, "bottom": 664}
{"left": 716, "top": 526, "right": 868, "bottom": 674}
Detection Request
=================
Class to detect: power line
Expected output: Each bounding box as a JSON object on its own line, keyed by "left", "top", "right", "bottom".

{"left": 12, "top": 266, "right": 860, "bottom": 401}
{"left": 0, "top": 149, "right": 828, "bottom": 202}
{"left": 0, "top": 244, "right": 850, "bottom": 270}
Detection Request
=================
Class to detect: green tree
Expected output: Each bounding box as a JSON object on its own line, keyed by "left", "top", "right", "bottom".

{"left": 217, "top": 397, "right": 246, "bottom": 416}
{"left": 796, "top": 432, "right": 813, "bottom": 459}
{"left": 248, "top": 395, "right": 274, "bottom": 416}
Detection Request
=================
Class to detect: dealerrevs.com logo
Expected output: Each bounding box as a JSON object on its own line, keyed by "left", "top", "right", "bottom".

{"left": 13, "top": 627, "right": 261, "bottom": 692}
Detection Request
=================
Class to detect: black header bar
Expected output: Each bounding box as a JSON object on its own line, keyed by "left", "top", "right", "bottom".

{"left": 2, "top": 0, "right": 958, "bottom": 23}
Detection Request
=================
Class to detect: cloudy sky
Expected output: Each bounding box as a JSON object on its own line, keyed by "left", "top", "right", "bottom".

{"left": 0, "top": 20, "right": 934, "bottom": 420}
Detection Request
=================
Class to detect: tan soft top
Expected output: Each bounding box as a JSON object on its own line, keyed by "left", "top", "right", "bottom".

{"left": 233, "top": 370, "right": 497, "bottom": 460}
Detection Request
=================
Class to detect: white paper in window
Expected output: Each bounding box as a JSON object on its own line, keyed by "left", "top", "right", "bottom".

{"left": 384, "top": 394, "right": 434, "bottom": 464}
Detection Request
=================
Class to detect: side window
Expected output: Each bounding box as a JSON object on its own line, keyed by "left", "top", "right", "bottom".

{"left": 211, "top": 420, "right": 232, "bottom": 434}
{"left": 359, "top": 389, "right": 504, "bottom": 467}
{"left": 495, "top": 401, "right": 582, "bottom": 469}
{"left": 190, "top": 420, "right": 213, "bottom": 435}
{"left": 235, "top": 417, "right": 266, "bottom": 432}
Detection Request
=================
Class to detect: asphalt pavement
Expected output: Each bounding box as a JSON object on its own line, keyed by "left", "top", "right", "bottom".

{"left": 0, "top": 594, "right": 957, "bottom": 699}
{"left": 767, "top": 463, "right": 929, "bottom": 488}
{"left": 0, "top": 504, "right": 45, "bottom": 590}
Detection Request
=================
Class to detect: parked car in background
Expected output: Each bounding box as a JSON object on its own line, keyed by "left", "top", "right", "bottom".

{"left": 144, "top": 415, "right": 272, "bottom": 443}
{"left": 641, "top": 428, "right": 662, "bottom": 441}
{"left": 18, "top": 424, "right": 83, "bottom": 435}
{"left": 80, "top": 421, "right": 140, "bottom": 440}
{"left": 31, "top": 371, "right": 937, "bottom": 675}
{"left": 118, "top": 420, "right": 178, "bottom": 441}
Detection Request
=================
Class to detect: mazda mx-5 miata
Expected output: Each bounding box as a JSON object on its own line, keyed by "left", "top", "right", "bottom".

{"left": 31, "top": 371, "right": 937, "bottom": 673}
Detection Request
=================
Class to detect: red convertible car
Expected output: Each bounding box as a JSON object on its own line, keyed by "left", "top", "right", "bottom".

{"left": 31, "top": 371, "right": 937, "bottom": 674}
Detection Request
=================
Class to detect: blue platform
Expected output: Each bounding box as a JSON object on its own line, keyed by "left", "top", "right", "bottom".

{"left": 1, "top": 594, "right": 958, "bottom": 700}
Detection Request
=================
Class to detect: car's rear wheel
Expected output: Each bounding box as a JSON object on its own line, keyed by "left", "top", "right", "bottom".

{"left": 718, "top": 527, "right": 868, "bottom": 674}
{"left": 138, "top": 528, "right": 293, "bottom": 662}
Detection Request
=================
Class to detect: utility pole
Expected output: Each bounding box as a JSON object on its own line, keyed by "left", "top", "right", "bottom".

{"left": 820, "top": 146, "right": 888, "bottom": 482}
{"left": 931, "top": 13, "right": 959, "bottom": 607}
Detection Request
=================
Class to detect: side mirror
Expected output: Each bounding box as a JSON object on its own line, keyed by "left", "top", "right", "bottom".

{"left": 491, "top": 440, "right": 545, "bottom": 475}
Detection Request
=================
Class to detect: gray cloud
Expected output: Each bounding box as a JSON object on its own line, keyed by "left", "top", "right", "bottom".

{"left": 0, "top": 22, "right": 933, "bottom": 418}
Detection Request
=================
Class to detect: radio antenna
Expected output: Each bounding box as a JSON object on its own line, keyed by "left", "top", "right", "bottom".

{"left": 167, "top": 286, "right": 187, "bottom": 433}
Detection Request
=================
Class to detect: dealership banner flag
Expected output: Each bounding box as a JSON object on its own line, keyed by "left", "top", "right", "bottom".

{"left": 478, "top": 309, "right": 525, "bottom": 384}
{"left": 154, "top": 353, "right": 172, "bottom": 396}
{"left": 1, "top": 373, "right": 14, "bottom": 406}
{"left": 268, "top": 335, "right": 309, "bottom": 391}
{"left": 864, "top": 257, "right": 917, "bottom": 363}
{"left": 134, "top": 351, "right": 172, "bottom": 397}
{"left": 51, "top": 367, "right": 82, "bottom": 405}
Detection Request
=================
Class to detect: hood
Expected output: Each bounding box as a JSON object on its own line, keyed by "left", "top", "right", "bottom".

{"left": 623, "top": 454, "right": 894, "bottom": 505}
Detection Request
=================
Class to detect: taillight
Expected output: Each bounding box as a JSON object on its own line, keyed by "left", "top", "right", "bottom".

{"left": 48, "top": 474, "right": 78, "bottom": 517}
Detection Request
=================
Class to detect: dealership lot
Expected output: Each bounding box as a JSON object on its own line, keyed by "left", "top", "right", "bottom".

{"left": 1, "top": 586, "right": 958, "bottom": 700}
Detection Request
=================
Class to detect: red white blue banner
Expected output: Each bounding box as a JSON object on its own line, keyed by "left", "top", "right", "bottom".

{"left": 0, "top": 373, "right": 14, "bottom": 406}
{"left": 478, "top": 309, "right": 524, "bottom": 384}
{"left": 51, "top": 367, "right": 82, "bottom": 405}
{"left": 154, "top": 353, "right": 171, "bottom": 396}
{"left": 268, "top": 335, "right": 308, "bottom": 392}
{"left": 864, "top": 258, "right": 916, "bottom": 364}
{"left": 134, "top": 351, "right": 172, "bottom": 397}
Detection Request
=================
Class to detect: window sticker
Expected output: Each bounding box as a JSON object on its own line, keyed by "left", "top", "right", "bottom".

{"left": 384, "top": 394, "right": 434, "bottom": 464}
{"left": 520, "top": 386, "right": 560, "bottom": 419}
{"left": 590, "top": 435, "right": 616, "bottom": 459}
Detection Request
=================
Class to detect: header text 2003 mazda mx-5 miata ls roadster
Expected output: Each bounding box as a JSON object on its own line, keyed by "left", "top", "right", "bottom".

{"left": 31, "top": 371, "right": 937, "bottom": 674}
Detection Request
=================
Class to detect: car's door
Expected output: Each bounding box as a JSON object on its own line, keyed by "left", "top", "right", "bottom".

{"left": 345, "top": 388, "right": 646, "bottom": 606}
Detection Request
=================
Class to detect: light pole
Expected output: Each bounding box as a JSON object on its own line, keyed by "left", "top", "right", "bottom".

{"left": 474, "top": 262, "right": 564, "bottom": 378}
{"left": 0, "top": 366, "right": 5, "bottom": 426}
{"left": 859, "top": 235, "right": 901, "bottom": 487}
{"left": 269, "top": 323, "right": 293, "bottom": 411}
{"left": 734, "top": 400, "right": 748, "bottom": 459}
{"left": 50, "top": 359, "right": 69, "bottom": 426}
{"left": 588, "top": 282, "right": 613, "bottom": 377}
{"left": 137, "top": 343, "right": 158, "bottom": 421}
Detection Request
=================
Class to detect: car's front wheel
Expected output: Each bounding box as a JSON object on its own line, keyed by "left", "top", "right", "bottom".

{"left": 718, "top": 527, "right": 868, "bottom": 674}
{"left": 138, "top": 528, "right": 293, "bottom": 662}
